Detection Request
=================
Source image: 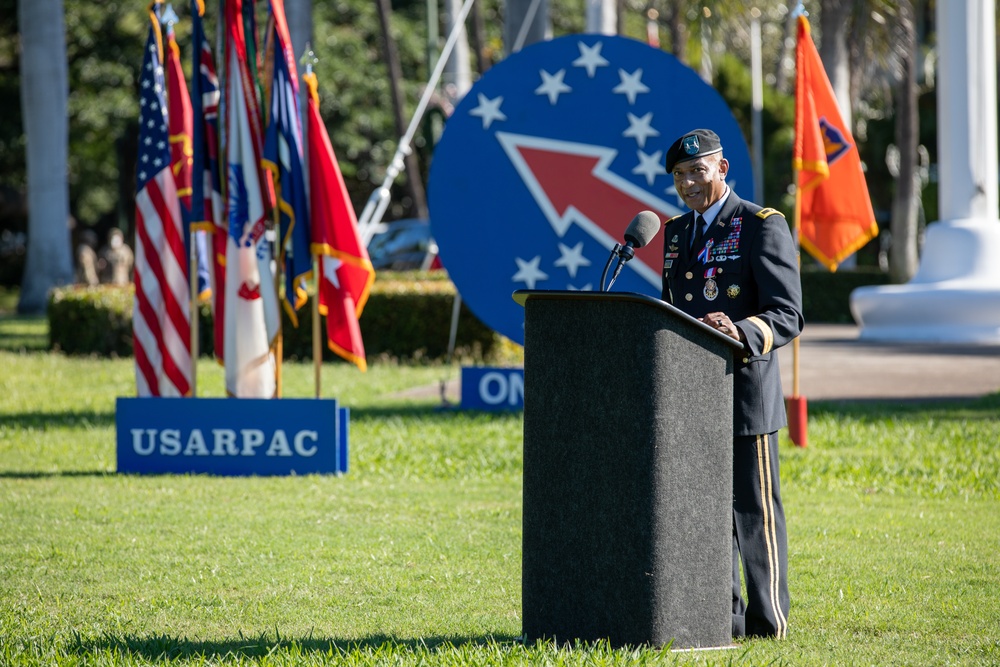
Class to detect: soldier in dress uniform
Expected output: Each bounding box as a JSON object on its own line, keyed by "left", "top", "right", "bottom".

{"left": 661, "top": 129, "right": 803, "bottom": 639}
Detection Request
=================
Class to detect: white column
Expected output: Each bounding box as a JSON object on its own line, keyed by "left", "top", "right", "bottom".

{"left": 444, "top": 0, "right": 473, "bottom": 99}
{"left": 937, "top": 0, "right": 998, "bottom": 220}
{"left": 849, "top": 0, "right": 1000, "bottom": 343}
{"left": 584, "top": 0, "right": 616, "bottom": 35}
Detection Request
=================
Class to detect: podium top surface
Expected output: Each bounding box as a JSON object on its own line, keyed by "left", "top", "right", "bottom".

{"left": 513, "top": 289, "right": 745, "bottom": 351}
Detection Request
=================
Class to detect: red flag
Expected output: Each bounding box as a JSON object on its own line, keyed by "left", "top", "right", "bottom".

{"left": 304, "top": 71, "right": 374, "bottom": 372}
{"left": 793, "top": 14, "right": 878, "bottom": 271}
{"left": 165, "top": 26, "right": 193, "bottom": 211}
{"left": 134, "top": 11, "right": 192, "bottom": 396}
{"left": 165, "top": 22, "right": 215, "bottom": 314}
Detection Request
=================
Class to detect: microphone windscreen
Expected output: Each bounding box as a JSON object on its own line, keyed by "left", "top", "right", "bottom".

{"left": 623, "top": 210, "right": 662, "bottom": 248}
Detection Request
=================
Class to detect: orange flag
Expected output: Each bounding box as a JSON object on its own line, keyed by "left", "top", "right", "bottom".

{"left": 793, "top": 14, "right": 878, "bottom": 271}
{"left": 305, "top": 71, "right": 375, "bottom": 372}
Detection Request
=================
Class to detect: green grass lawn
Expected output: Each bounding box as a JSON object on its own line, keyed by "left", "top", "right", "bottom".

{"left": 1, "top": 314, "right": 998, "bottom": 665}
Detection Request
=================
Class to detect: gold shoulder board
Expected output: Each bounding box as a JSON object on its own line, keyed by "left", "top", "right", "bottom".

{"left": 756, "top": 207, "right": 780, "bottom": 219}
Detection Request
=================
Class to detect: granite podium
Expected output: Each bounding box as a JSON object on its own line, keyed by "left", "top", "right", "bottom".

{"left": 513, "top": 290, "right": 744, "bottom": 649}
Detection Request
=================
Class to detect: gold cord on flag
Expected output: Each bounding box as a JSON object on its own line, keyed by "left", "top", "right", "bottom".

{"left": 147, "top": 1, "right": 165, "bottom": 65}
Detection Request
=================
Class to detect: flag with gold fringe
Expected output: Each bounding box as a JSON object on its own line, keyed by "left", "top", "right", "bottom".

{"left": 262, "top": 0, "right": 311, "bottom": 326}
{"left": 794, "top": 14, "right": 878, "bottom": 271}
{"left": 304, "top": 71, "right": 374, "bottom": 372}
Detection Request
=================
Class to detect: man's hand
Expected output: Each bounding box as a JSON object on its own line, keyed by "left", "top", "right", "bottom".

{"left": 700, "top": 311, "right": 743, "bottom": 343}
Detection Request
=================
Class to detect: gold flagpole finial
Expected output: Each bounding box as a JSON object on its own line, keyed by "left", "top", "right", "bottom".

{"left": 161, "top": 3, "right": 180, "bottom": 28}
{"left": 299, "top": 42, "right": 318, "bottom": 75}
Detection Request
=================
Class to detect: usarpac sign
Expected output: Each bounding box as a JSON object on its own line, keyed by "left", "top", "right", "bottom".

{"left": 116, "top": 397, "right": 348, "bottom": 476}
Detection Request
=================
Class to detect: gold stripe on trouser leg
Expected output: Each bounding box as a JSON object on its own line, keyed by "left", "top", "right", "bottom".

{"left": 756, "top": 434, "right": 787, "bottom": 638}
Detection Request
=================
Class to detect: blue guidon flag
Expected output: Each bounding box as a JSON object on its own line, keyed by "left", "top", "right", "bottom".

{"left": 428, "top": 34, "right": 753, "bottom": 346}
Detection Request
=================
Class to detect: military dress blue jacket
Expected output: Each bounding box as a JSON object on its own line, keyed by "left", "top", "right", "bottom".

{"left": 660, "top": 192, "right": 804, "bottom": 436}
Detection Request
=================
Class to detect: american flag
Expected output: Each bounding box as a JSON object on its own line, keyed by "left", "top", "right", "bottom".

{"left": 263, "top": 0, "right": 311, "bottom": 326}
{"left": 134, "top": 14, "right": 192, "bottom": 397}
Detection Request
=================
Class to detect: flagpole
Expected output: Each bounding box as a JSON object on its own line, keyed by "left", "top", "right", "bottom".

{"left": 313, "top": 258, "right": 321, "bottom": 398}
{"left": 275, "top": 279, "right": 283, "bottom": 398}
{"left": 273, "top": 207, "right": 283, "bottom": 399}
{"left": 301, "top": 48, "right": 322, "bottom": 399}
{"left": 792, "top": 172, "right": 801, "bottom": 400}
{"left": 190, "top": 240, "right": 199, "bottom": 395}
{"left": 790, "top": 156, "right": 807, "bottom": 449}
{"left": 787, "top": 1, "right": 809, "bottom": 448}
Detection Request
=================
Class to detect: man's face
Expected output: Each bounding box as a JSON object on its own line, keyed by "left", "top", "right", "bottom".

{"left": 671, "top": 154, "right": 729, "bottom": 213}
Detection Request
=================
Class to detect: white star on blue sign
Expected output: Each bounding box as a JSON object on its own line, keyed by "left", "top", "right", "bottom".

{"left": 469, "top": 93, "right": 507, "bottom": 129}
{"left": 535, "top": 69, "right": 572, "bottom": 105}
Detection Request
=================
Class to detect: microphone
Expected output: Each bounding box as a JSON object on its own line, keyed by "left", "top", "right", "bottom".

{"left": 602, "top": 211, "right": 661, "bottom": 291}
{"left": 622, "top": 209, "right": 662, "bottom": 254}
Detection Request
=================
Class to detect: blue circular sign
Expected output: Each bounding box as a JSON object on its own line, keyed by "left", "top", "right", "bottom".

{"left": 428, "top": 34, "right": 753, "bottom": 346}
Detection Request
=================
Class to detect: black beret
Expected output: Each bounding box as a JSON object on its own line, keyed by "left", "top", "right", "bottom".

{"left": 664, "top": 129, "right": 723, "bottom": 173}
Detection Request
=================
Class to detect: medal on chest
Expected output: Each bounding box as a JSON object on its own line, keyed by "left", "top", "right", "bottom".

{"left": 703, "top": 267, "right": 719, "bottom": 301}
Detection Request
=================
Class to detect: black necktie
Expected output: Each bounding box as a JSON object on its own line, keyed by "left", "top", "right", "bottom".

{"left": 691, "top": 214, "right": 706, "bottom": 251}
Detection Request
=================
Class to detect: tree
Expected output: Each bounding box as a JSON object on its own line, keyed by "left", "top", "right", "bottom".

{"left": 504, "top": 0, "right": 550, "bottom": 53}
{"left": 888, "top": 0, "right": 920, "bottom": 282}
{"left": 818, "top": 0, "right": 853, "bottom": 126}
{"left": 374, "top": 0, "right": 428, "bottom": 219}
{"left": 17, "top": 0, "right": 73, "bottom": 314}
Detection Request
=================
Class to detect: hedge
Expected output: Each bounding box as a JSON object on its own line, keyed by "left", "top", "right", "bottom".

{"left": 48, "top": 272, "right": 516, "bottom": 363}
{"left": 48, "top": 269, "right": 892, "bottom": 358}
{"left": 799, "top": 267, "right": 892, "bottom": 324}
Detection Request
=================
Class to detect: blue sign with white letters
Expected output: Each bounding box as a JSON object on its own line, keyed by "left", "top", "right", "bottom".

{"left": 116, "top": 398, "right": 348, "bottom": 476}
{"left": 428, "top": 34, "right": 752, "bottom": 346}
{"left": 461, "top": 367, "right": 525, "bottom": 410}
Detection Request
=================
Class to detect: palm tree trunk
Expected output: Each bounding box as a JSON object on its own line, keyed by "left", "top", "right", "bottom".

{"left": 17, "top": 0, "right": 73, "bottom": 314}
{"left": 443, "top": 0, "right": 473, "bottom": 99}
{"left": 665, "top": 0, "right": 686, "bottom": 63}
{"left": 585, "top": 0, "right": 616, "bottom": 35}
{"left": 504, "top": 0, "right": 549, "bottom": 53}
{"left": 375, "top": 0, "right": 429, "bottom": 220}
{"left": 890, "top": 0, "right": 920, "bottom": 282}
{"left": 818, "top": 0, "right": 853, "bottom": 129}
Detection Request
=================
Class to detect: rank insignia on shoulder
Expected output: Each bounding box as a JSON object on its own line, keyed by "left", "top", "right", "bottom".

{"left": 756, "top": 207, "right": 781, "bottom": 219}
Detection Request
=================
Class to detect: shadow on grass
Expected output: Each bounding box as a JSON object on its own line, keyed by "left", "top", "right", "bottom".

{"left": 0, "top": 405, "right": 512, "bottom": 425}
{"left": 0, "top": 409, "right": 115, "bottom": 429}
{"left": 70, "top": 631, "right": 526, "bottom": 660}
{"left": 808, "top": 393, "right": 1000, "bottom": 421}
{"left": 0, "top": 313, "right": 49, "bottom": 352}
{"left": 350, "top": 405, "right": 524, "bottom": 420}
